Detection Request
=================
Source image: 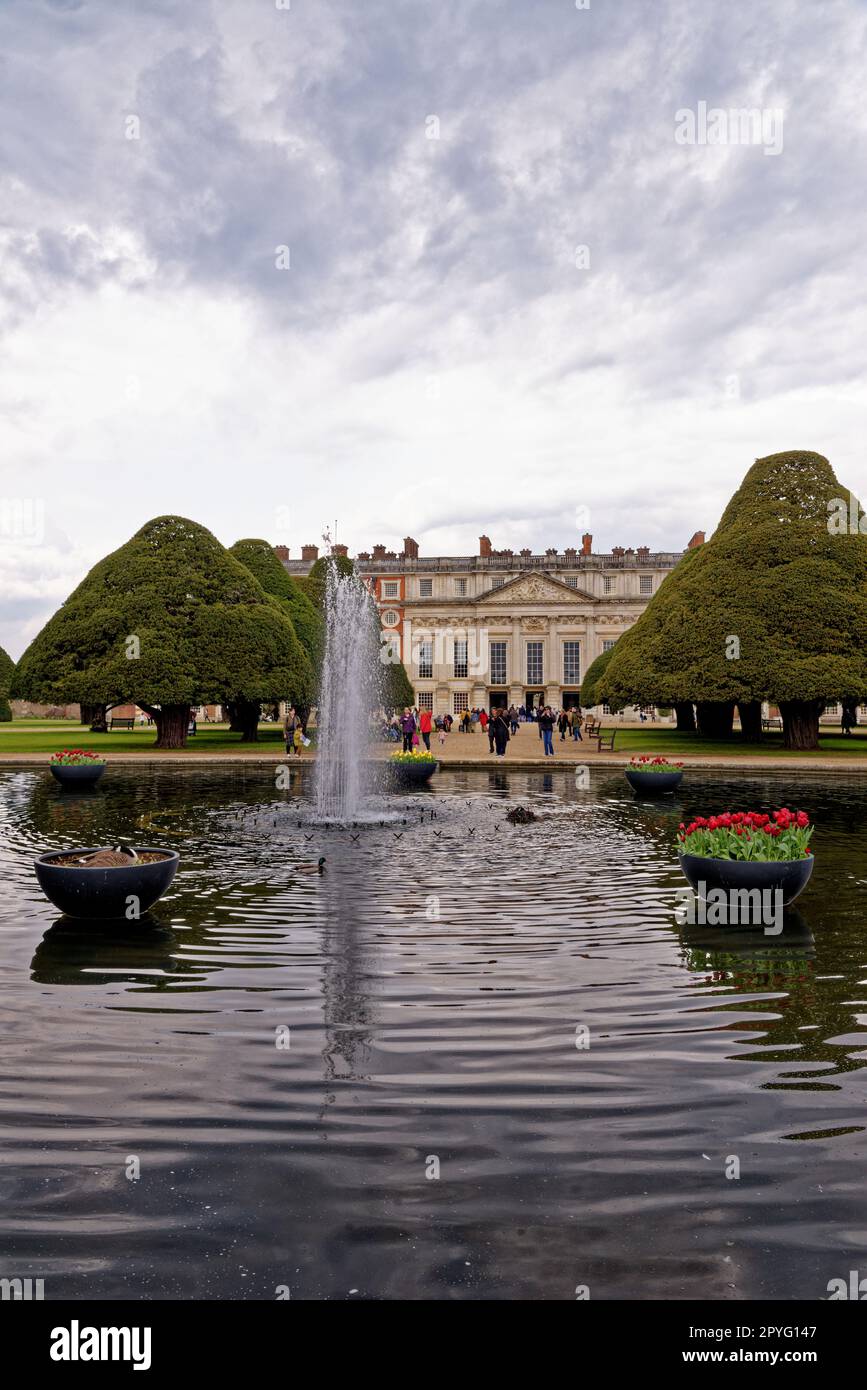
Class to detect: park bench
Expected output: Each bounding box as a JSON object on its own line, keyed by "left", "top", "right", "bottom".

{"left": 762, "top": 717, "right": 783, "bottom": 732}
{"left": 595, "top": 727, "right": 616, "bottom": 752}
{"left": 109, "top": 716, "right": 134, "bottom": 731}
{"left": 584, "top": 717, "right": 600, "bottom": 738}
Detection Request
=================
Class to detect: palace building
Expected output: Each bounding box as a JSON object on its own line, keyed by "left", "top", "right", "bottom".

{"left": 277, "top": 531, "right": 704, "bottom": 716}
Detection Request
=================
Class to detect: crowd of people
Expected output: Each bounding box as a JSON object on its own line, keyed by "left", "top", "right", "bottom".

{"left": 377, "top": 703, "right": 587, "bottom": 758}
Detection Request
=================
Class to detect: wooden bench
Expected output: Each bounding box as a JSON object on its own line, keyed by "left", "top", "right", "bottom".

{"left": 109, "top": 716, "right": 134, "bottom": 731}
{"left": 762, "top": 717, "right": 783, "bottom": 732}
{"left": 596, "top": 727, "right": 616, "bottom": 752}
{"left": 584, "top": 718, "right": 600, "bottom": 738}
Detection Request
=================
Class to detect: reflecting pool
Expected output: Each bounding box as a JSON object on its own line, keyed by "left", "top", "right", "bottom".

{"left": 1, "top": 763, "right": 865, "bottom": 1300}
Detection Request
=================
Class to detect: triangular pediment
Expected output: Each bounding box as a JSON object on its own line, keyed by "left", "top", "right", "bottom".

{"left": 483, "top": 572, "right": 596, "bottom": 604}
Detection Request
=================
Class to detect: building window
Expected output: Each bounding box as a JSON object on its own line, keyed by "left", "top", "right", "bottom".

{"left": 602, "top": 704, "right": 611, "bottom": 716}
{"left": 563, "top": 641, "right": 581, "bottom": 684}
{"left": 526, "top": 641, "right": 543, "bottom": 684}
{"left": 639, "top": 575, "right": 653, "bottom": 595}
{"left": 490, "top": 641, "right": 507, "bottom": 685}
{"left": 491, "top": 577, "right": 506, "bottom": 590}
{"left": 455, "top": 578, "right": 467, "bottom": 596}
{"left": 417, "top": 691, "right": 433, "bottom": 711}
{"left": 824, "top": 703, "right": 840, "bottom": 715}
{"left": 382, "top": 610, "right": 400, "bottom": 627}
{"left": 454, "top": 638, "right": 468, "bottom": 679}
{"left": 603, "top": 575, "right": 616, "bottom": 594}
{"left": 453, "top": 692, "right": 468, "bottom": 714}
{"left": 382, "top": 581, "right": 399, "bottom": 598}
{"left": 419, "top": 578, "right": 433, "bottom": 597}
{"left": 602, "top": 639, "right": 615, "bottom": 652}
{"left": 418, "top": 641, "right": 433, "bottom": 679}
{"left": 565, "top": 576, "right": 578, "bottom": 589}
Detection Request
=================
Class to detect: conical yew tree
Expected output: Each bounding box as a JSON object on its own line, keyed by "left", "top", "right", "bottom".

{"left": 597, "top": 451, "right": 867, "bottom": 750}
{"left": 579, "top": 646, "right": 618, "bottom": 709}
{"left": 229, "top": 538, "right": 322, "bottom": 736}
{"left": 13, "top": 516, "right": 311, "bottom": 748}
{"left": 0, "top": 644, "right": 13, "bottom": 721}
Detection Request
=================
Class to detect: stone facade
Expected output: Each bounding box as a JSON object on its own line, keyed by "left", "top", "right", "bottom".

{"left": 279, "top": 532, "right": 703, "bottom": 715}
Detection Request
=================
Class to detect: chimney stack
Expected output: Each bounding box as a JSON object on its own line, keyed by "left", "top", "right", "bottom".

{"left": 687, "top": 530, "right": 705, "bottom": 549}
{"left": 637, "top": 546, "right": 650, "bottom": 561}
{"left": 274, "top": 545, "right": 289, "bottom": 562}
{"left": 372, "top": 544, "right": 387, "bottom": 560}
{"left": 581, "top": 533, "right": 592, "bottom": 556}
{"left": 403, "top": 536, "right": 419, "bottom": 559}
{"left": 479, "top": 535, "right": 492, "bottom": 558}
{"left": 332, "top": 543, "right": 348, "bottom": 557}
{"left": 301, "top": 544, "right": 319, "bottom": 562}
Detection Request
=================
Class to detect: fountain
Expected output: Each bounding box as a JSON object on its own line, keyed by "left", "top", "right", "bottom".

{"left": 313, "top": 560, "right": 380, "bottom": 823}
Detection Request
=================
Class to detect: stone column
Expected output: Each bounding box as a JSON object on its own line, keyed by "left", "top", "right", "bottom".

{"left": 546, "top": 615, "right": 562, "bottom": 706}
{"left": 511, "top": 616, "right": 522, "bottom": 700}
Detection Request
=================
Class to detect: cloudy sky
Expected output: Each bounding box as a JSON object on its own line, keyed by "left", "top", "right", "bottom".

{"left": 1, "top": 0, "right": 866, "bottom": 656}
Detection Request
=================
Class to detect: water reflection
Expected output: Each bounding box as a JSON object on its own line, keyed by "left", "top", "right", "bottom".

{"left": 3, "top": 762, "right": 867, "bottom": 1299}
{"left": 31, "top": 916, "right": 177, "bottom": 987}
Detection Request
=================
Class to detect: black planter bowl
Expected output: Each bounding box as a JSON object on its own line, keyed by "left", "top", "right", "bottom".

{"left": 49, "top": 763, "right": 106, "bottom": 788}
{"left": 679, "top": 852, "right": 814, "bottom": 907}
{"left": 389, "top": 759, "right": 439, "bottom": 786}
{"left": 625, "top": 769, "right": 683, "bottom": 795}
{"left": 34, "top": 846, "right": 179, "bottom": 920}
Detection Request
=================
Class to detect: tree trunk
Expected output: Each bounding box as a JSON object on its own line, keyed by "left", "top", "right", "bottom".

{"left": 780, "top": 700, "right": 822, "bottom": 751}
{"left": 696, "top": 701, "right": 735, "bottom": 739}
{"left": 737, "top": 700, "right": 763, "bottom": 742}
{"left": 226, "top": 701, "right": 244, "bottom": 733}
{"left": 80, "top": 702, "right": 93, "bottom": 726}
{"left": 235, "top": 698, "right": 261, "bottom": 742}
{"left": 675, "top": 701, "right": 695, "bottom": 732}
{"left": 89, "top": 703, "right": 108, "bottom": 733}
{"left": 147, "top": 704, "right": 190, "bottom": 749}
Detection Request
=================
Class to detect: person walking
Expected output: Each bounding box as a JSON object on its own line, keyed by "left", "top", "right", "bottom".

{"left": 571, "top": 707, "right": 584, "bottom": 741}
{"left": 284, "top": 706, "right": 301, "bottom": 755}
{"left": 539, "top": 705, "right": 555, "bottom": 756}
{"left": 509, "top": 705, "right": 519, "bottom": 735}
{"left": 558, "top": 709, "right": 570, "bottom": 741}
{"left": 487, "top": 709, "right": 496, "bottom": 753}
{"left": 419, "top": 706, "right": 432, "bottom": 751}
{"left": 479, "top": 708, "right": 488, "bottom": 736}
{"left": 492, "top": 707, "right": 510, "bottom": 757}
{"left": 400, "top": 707, "right": 416, "bottom": 752}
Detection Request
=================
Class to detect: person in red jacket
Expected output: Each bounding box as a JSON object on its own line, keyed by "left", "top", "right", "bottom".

{"left": 419, "top": 707, "right": 433, "bottom": 751}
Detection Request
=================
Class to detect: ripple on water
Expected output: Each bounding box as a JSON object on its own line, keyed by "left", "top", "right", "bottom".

{"left": 0, "top": 763, "right": 866, "bottom": 1299}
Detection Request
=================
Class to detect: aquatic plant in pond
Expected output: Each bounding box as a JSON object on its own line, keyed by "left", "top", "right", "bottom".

{"left": 313, "top": 560, "right": 379, "bottom": 822}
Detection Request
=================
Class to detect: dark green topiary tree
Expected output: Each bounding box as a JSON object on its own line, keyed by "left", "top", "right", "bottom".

{"left": 597, "top": 451, "right": 867, "bottom": 750}
{"left": 13, "top": 516, "right": 311, "bottom": 748}
{"left": 0, "top": 644, "right": 13, "bottom": 721}
{"left": 579, "top": 646, "right": 617, "bottom": 709}
{"left": 381, "top": 653, "right": 415, "bottom": 711}
{"left": 229, "top": 538, "right": 323, "bottom": 735}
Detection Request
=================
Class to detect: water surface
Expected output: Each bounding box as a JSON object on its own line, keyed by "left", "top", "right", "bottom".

{"left": 1, "top": 764, "right": 866, "bottom": 1300}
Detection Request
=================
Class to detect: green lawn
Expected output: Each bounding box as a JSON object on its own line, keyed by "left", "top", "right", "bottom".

{"left": 1, "top": 719, "right": 866, "bottom": 759}
{"left": 0, "top": 719, "right": 289, "bottom": 754}
{"left": 614, "top": 728, "right": 867, "bottom": 758}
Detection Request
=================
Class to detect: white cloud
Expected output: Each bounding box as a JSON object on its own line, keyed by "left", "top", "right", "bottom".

{"left": 2, "top": 0, "right": 867, "bottom": 658}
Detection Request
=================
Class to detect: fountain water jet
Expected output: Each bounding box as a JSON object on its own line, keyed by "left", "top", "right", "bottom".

{"left": 313, "top": 561, "right": 380, "bottom": 823}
